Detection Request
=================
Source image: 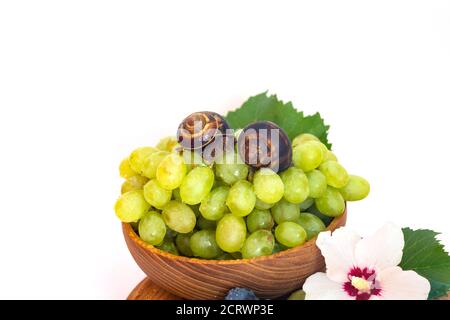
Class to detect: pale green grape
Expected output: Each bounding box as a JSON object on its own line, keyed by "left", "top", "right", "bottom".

{"left": 175, "top": 233, "right": 194, "bottom": 257}
{"left": 199, "top": 186, "right": 229, "bottom": 221}
{"left": 272, "top": 241, "right": 287, "bottom": 254}
{"left": 295, "top": 212, "right": 326, "bottom": 240}
{"left": 138, "top": 211, "right": 166, "bottom": 245}
{"left": 288, "top": 290, "right": 306, "bottom": 300}
{"left": 271, "top": 198, "right": 300, "bottom": 224}
{"left": 216, "top": 214, "right": 247, "bottom": 252}
{"left": 121, "top": 175, "right": 149, "bottom": 194}
{"left": 339, "top": 175, "right": 370, "bottom": 201}
{"left": 226, "top": 180, "right": 256, "bottom": 217}
{"left": 292, "top": 141, "right": 324, "bottom": 172}
{"left": 165, "top": 227, "right": 178, "bottom": 239}
{"left": 315, "top": 187, "right": 345, "bottom": 217}
{"left": 306, "top": 169, "right": 327, "bottom": 198}
{"left": 180, "top": 166, "right": 215, "bottom": 205}
{"left": 142, "top": 151, "right": 169, "bottom": 179}
{"left": 156, "top": 136, "right": 179, "bottom": 152}
{"left": 129, "top": 147, "right": 157, "bottom": 174}
{"left": 196, "top": 215, "right": 217, "bottom": 230}
{"left": 253, "top": 168, "right": 284, "bottom": 204}
{"left": 143, "top": 179, "right": 172, "bottom": 209}
{"left": 156, "top": 237, "right": 179, "bottom": 255}
{"left": 162, "top": 200, "right": 196, "bottom": 233}
{"left": 322, "top": 150, "right": 338, "bottom": 163}
{"left": 275, "top": 222, "right": 307, "bottom": 248}
{"left": 246, "top": 209, "right": 274, "bottom": 233}
{"left": 119, "top": 157, "right": 137, "bottom": 179}
{"left": 156, "top": 153, "right": 187, "bottom": 190}
{"left": 190, "top": 230, "right": 222, "bottom": 259}
{"left": 255, "top": 198, "right": 274, "bottom": 210}
{"left": 299, "top": 198, "right": 315, "bottom": 211}
{"left": 241, "top": 230, "right": 275, "bottom": 259}
{"left": 215, "top": 151, "right": 249, "bottom": 185}
{"left": 114, "top": 190, "right": 150, "bottom": 222}
{"left": 280, "top": 167, "right": 309, "bottom": 204}
{"left": 292, "top": 133, "right": 319, "bottom": 147}
{"left": 319, "top": 160, "right": 349, "bottom": 188}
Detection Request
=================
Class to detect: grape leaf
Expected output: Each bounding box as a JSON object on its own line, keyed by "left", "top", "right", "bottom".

{"left": 400, "top": 228, "right": 450, "bottom": 300}
{"left": 225, "top": 92, "right": 332, "bottom": 149}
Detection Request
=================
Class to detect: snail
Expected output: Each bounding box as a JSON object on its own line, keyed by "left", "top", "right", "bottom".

{"left": 237, "top": 121, "right": 292, "bottom": 173}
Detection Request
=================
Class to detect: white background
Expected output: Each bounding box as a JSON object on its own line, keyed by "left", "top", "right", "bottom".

{"left": 0, "top": 1, "right": 449, "bottom": 299}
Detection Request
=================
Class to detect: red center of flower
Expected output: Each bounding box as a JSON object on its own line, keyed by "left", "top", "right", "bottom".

{"left": 343, "top": 267, "right": 381, "bottom": 300}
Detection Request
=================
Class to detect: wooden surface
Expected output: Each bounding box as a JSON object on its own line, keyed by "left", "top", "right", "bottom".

{"left": 128, "top": 277, "right": 450, "bottom": 300}
{"left": 123, "top": 210, "right": 347, "bottom": 300}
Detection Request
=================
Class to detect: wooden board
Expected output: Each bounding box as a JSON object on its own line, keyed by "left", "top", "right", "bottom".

{"left": 128, "top": 277, "right": 450, "bottom": 300}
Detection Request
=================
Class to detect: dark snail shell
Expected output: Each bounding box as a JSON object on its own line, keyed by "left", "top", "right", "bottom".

{"left": 177, "top": 111, "right": 231, "bottom": 150}
{"left": 237, "top": 121, "right": 292, "bottom": 173}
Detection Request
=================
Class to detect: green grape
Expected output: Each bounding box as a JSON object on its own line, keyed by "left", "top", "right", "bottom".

{"left": 141, "top": 151, "right": 169, "bottom": 179}
{"left": 322, "top": 150, "right": 338, "bottom": 163}
{"left": 275, "top": 222, "right": 307, "bottom": 248}
{"left": 129, "top": 147, "right": 157, "bottom": 174}
{"left": 295, "top": 212, "right": 326, "bottom": 240}
{"left": 306, "top": 169, "right": 327, "bottom": 198}
{"left": 215, "top": 151, "right": 249, "bottom": 185}
{"left": 138, "top": 211, "right": 166, "bottom": 245}
{"left": 191, "top": 204, "right": 201, "bottom": 217}
{"left": 216, "top": 214, "right": 247, "bottom": 252}
{"left": 319, "top": 160, "right": 349, "bottom": 188}
{"left": 292, "top": 141, "right": 324, "bottom": 172}
{"left": 162, "top": 201, "right": 196, "bottom": 233}
{"left": 280, "top": 167, "right": 309, "bottom": 204}
{"left": 199, "top": 186, "right": 229, "bottom": 221}
{"left": 246, "top": 209, "right": 274, "bottom": 233}
{"left": 143, "top": 179, "right": 172, "bottom": 209}
{"left": 190, "top": 230, "right": 222, "bottom": 259}
{"left": 156, "top": 153, "right": 187, "bottom": 190}
{"left": 156, "top": 237, "right": 179, "bottom": 255}
{"left": 315, "top": 187, "right": 345, "bottom": 217}
{"left": 216, "top": 252, "right": 234, "bottom": 260}
{"left": 271, "top": 198, "right": 300, "bottom": 224}
{"left": 121, "top": 175, "right": 149, "bottom": 194}
{"left": 180, "top": 166, "right": 215, "bottom": 205}
{"left": 253, "top": 168, "right": 284, "bottom": 204}
{"left": 175, "top": 233, "right": 194, "bottom": 257}
{"left": 288, "top": 290, "right": 306, "bottom": 300}
{"left": 230, "top": 251, "right": 243, "bottom": 259}
{"left": 339, "top": 175, "right": 370, "bottom": 201}
{"left": 241, "top": 230, "right": 275, "bottom": 259}
{"left": 255, "top": 198, "right": 274, "bottom": 210}
{"left": 119, "top": 157, "right": 137, "bottom": 179}
{"left": 308, "top": 204, "right": 334, "bottom": 226}
{"left": 196, "top": 215, "right": 217, "bottom": 230}
{"left": 114, "top": 190, "right": 150, "bottom": 223}
{"left": 272, "top": 241, "right": 288, "bottom": 254}
{"left": 172, "top": 188, "right": 182, "bottom": 201}
{"left": 299, "top": 198, "right": 315, "bottom": 211}
{"left": 292, "top": 133, "right": 319, "bottom": 147}
{"left": 226, "top": 180, "right": 256, "bottom": 217}
{"left": 182, "top": 150, "right": 205, "bottom": 171}
{"left": 156, "top": 136, "right": 179, "bottom": 152}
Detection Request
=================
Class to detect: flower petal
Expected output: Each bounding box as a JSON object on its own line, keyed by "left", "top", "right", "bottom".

{"left": 377, "top": 266, "right": 430, "bottom": 300}
{"left": 303, "top": 272, "right": 352, "bottom": 300}
{"left": 355, "top": 222, "right": 404, "bottom": 271}
{"left": 316, "top": 227, "right": 361, "bottom": 282}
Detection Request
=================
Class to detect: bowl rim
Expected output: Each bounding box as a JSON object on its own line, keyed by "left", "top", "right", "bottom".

{"left": 123, "top": 208, "right": 347, "bottom": 265}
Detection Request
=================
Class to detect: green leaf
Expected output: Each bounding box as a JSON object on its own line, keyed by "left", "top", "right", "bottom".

{"left": 225, "top": 92, "right": 332, "bottom": 149}
{"left": 400, "top": 228, "right": 450, "bottom": 299}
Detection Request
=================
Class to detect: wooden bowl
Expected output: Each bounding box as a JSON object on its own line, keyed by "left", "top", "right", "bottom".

{"left": 123, "top": 209, "right": 347, "bottom": 300}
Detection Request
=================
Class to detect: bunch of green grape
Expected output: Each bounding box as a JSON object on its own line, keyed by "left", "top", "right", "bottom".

{"left": 115, "top": 133, "right": 370, "bottom": 260}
